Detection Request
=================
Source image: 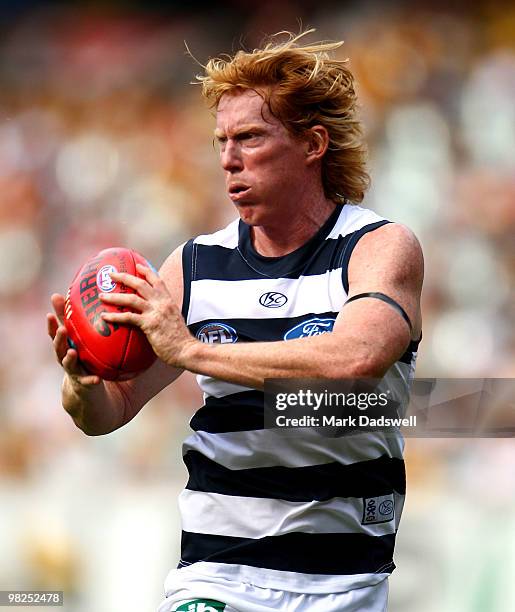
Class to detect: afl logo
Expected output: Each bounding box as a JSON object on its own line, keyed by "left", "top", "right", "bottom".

{"left": 284, "top": 317, "right": 336, "bottom": 340}
{"left": 196, "top": 323, "right": 238, "bottom": 344}
{"left": 96, "top": 265, "right": 117, "bottom": 292}
{"left": 259, "top": 292, "right": 288, "bottom": 308}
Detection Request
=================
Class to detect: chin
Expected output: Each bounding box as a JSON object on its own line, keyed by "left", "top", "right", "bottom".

{"left": 235, "top": 203, "right": 263, "bottom": 226}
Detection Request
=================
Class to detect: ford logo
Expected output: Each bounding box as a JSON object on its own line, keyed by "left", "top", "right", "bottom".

{"left": 259, "top": 292, "right": 288, "bottom": 308}
{"left": 284, "top": 317, "right": 336, "bottom": 340}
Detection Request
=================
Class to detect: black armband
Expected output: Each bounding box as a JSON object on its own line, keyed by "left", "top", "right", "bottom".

{"left": 344, "top": 291, "right": 413, "bottom": 333}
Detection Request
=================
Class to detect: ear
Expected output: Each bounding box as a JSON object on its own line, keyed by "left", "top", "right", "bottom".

{"left": 305, "top": 125, "right": 329, "bottom": 164}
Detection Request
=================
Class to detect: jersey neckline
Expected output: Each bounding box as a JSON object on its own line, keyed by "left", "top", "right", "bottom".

{"left": 237, "top": 204, "right": 343, "bottom": 277}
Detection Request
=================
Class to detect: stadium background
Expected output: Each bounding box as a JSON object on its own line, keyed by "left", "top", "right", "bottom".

{"left": 0, "top": 0, "right": 514, "bottom": 610}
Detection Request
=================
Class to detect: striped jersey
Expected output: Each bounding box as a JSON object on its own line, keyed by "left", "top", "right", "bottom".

{"left": 177, "top": 204, "right": 419, "bottom": 594}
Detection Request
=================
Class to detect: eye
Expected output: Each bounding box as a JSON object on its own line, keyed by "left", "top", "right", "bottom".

{"left": 237, "top": 132, "right": 263, "bottom": 145}
{"left": 215, "top": 136, "right": 227, "bottom": 151}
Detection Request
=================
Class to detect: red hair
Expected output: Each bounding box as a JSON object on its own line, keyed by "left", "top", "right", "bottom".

{"left": 197, "top": 30, "right": 370, "bottom": 204}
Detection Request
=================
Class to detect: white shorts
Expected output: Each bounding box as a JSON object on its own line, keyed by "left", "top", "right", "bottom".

{"left": 158, "top": 568, "right": 389, "bottom": 612}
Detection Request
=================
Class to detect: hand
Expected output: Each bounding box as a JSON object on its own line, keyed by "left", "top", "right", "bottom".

{"left": 46, "top": 293, "right": 101, "bottom": 387}
{"left": 99, "top": 264, "right": 197, "bottom": 368}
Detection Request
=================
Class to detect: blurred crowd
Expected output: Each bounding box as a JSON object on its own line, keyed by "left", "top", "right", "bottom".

{"left": 0, "top": 1, "right": 514, "bottom": 611}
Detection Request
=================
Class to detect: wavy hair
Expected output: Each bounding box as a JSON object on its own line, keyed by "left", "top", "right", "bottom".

{"left": 197, "top": 30, "right": 370, "bottom": 204}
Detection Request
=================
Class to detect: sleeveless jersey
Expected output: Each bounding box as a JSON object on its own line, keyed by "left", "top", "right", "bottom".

{"left": 177, "top": 204, "right": 419, "bottom": 594}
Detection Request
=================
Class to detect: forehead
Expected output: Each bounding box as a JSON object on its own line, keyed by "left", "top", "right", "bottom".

{"left": 215, "top": 89, "right": 281, "bottom": 132}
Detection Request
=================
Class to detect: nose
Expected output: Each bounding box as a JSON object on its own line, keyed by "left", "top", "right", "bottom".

{"left": 220, "top": 139, "right": 243, "bottom": 173}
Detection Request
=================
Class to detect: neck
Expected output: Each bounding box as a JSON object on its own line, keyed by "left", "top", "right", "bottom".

{"left": 251, "top": 198, "right": 337, "bottom": 257}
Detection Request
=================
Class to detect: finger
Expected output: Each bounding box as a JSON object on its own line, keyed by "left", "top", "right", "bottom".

{"left": 99, "top": 291, "right": 148, "bottom": 312}
{"left": 53, "top": 326, "right": 71, "bottom": 362}
{"left": 47, "top": 313, "right": 59, "bottom": 339}
{"left": 136, "top": 263, "right": 160, "bottom": 287}
{"left": 109, "top": 271, "right": 150, "bottom": 297}
{"left": 74, "top": 374, "right": 102, "bottom": 386}
{"left": 101, "top": 311, "right": 142, "bottom": 326}
{"left": 62, "top": 350, "right": 101, "bottom": 385}
{"left": 62, "top": 348, "right": 89, "bottom": 375}
{"left": 51, "top": 293, "right": 66, "bottom": 323}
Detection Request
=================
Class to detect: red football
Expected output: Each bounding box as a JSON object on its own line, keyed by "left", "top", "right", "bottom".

{"left": 64, "top": 247, "right": 156, "bottom": 381}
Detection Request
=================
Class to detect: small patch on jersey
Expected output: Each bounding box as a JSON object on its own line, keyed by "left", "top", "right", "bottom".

{"left": 284, "top": 317, "right": 335, "bottom": 340}
{"left": 174, "top": 600, "right": 226, "bottom": 612}
{"left": 259, "top": 291, "right": 288, "bottom": 308}
{"left": 196, "top": 322, "right": 238, "bottom": 344}
{"left": 362, "top": 494, "right": 395, "bottom": 525}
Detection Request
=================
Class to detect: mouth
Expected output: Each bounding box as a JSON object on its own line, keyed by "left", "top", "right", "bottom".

{"left": 228, "top": 184, "right": 252, "bottom": 202}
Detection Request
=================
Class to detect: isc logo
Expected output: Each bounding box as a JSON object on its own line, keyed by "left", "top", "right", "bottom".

{"left": 259, "top": 291, "right": 288, "bottom": 308}
{"left": 196, "top": 323, "right": 238, "bottom": 344}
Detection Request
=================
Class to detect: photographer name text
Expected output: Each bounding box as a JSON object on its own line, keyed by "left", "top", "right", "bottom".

{"left": 275, "top": 415, "right": 417, "bottom": 427}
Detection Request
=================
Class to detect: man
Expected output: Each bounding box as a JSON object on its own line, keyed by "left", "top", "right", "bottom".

{"left": 48, "top": 31, "right": 423, "bottom": 612}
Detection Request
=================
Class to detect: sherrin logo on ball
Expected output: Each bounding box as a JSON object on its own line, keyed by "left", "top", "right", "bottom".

{"left": 64, "top": 247, "right": 157, "bottom": 381}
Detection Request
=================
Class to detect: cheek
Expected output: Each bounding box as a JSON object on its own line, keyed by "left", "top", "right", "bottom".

{"left": 247, "top": 145, "right": 303, "bottom": 179}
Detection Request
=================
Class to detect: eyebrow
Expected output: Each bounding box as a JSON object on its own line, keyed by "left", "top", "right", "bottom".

{"left": 214, "top": 125, "right": 265, "bottom": 139}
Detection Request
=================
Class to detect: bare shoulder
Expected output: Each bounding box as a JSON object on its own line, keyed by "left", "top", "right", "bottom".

{"left": 347, "top": 222, "right": 423, "bottom": 339}
{"left": 348, "top": 222, "right": 424, "bottom": 290}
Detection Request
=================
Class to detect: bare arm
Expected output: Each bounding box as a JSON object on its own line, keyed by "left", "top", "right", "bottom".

{"left": 48, "top": 245, "right": 185, "bottom": 435}
{"left": 102, "top": 224, "right": 423, "bottom": 389}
